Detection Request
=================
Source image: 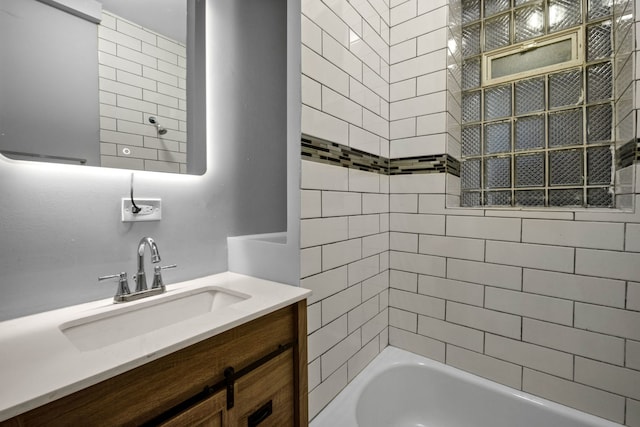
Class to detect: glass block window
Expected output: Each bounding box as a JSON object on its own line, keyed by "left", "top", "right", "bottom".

{"left": 460, "top": 0, "right": 615, "bottom": 208}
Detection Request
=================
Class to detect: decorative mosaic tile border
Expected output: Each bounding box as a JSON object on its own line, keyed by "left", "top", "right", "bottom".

{"left": 301, "top": 135, "right": 461, "bottom": 177}
{"left": 616, "top": 138, "right": 639, "bottom": 169}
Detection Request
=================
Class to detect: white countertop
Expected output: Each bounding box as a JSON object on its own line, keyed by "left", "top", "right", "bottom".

{"left": 0, "top": 272, "right": 311, "bottom": 421}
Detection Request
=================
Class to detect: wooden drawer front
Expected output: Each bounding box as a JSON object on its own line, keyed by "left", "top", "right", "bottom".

{"left": 230, "top": 349, "right": 294, "bottom": 427}
{"left": 158, "top": 388, "right": 227, "bottom": 427}
{"left": 10, "top": 306, "right": 295, "bottom": 426}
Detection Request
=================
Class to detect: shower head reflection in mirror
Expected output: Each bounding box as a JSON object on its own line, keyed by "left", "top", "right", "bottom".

{"left": 0, "top": 0, "right": 206, "bottom": 175}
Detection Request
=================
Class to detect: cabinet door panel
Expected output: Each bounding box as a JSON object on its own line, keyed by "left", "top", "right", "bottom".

{"left": 158, "top": 388, "right": 226, "bottom": 427}
{"left": 230, "top": 349, "right": 294, "bottom": 427}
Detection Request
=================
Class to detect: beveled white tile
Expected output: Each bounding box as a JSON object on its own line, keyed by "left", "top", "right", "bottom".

{"left": 416, "top": 27, "right": 449, "bottom": 56}
{"left": 347, "top": 337, "right": 380, "bottom": 381}
{"left": 390, "top": 0, "right": 417, "bottom": 26}
{"left": 575, "top": 302, "right": 640, "bottom": 341}
{"left": 576, "top": 249, "right": 640, "bottom": 281}
{"left": 446, "top": 301, "right": 521, "bottom": 339}
{"left": 301, "top": 217, "right": 348, "bottom": 248}
{"left": 390, "top": 307, "right": 418, "bottom": 332}
{"left": 629, "top": 282, "right": 640, "bottom": 311}
{"left": 390, "top": 6, "right": 447, "bottom": 45}
{"left": 302, "top": 75, "right": 322, "bottom": 109}
{"left": 627, "top": 339, "right": 640, "bottom": 371}
{"left": 302, "top": 0, "right": 350, "bottom": 47}
{"left": 389, "top": 327, "right": 445, "bottom": 362}
{"left": 522, "top": 318, "right": 625, "bottom": 365}
{"left": 348, "top": 296, "right": 380, "bottom": 333}
{"left": 323, "top": 33, "right": 363, "bottom": 81}
{"left": 446, "top": 345, "right": 522, "bottom": 390}
{"left": 322, "top": 191, "right": 361, "bottom": 217}
{"left": 363, "top": 193, "right": 389, "bottom": 214}
{"left": 523, "top": 269, "right": 626, "bottom": 308}
{"left": 350, "top": 78, "right": 381, "bottom": 115}
{"left": 308, "top": 302, "right": 322, "bottom": 334}
{"left": 390, "top": 39, "right": 417, "bottom": 64}
{"left": 418, "top": 315, "right": 483, "bottom": 352}
{"left": 308, "top": 315, "right": 348, "bottom": 361}
{"left": 485, "top": 288, "right": 573, "bottom": 326}
{"left": 390, "top": 194, "right": 418, "bottom": 213}
{"left": 349, "top": 214, "right": 381, "bottom": 238}
{"left": 418, "top": 275, "right": 483, "bottom": 306}
{"left": 363, "top": 232, "right": 389, "bottom": 257}
{"left": 321, "top": 330, "right": 361, "bottom": 380}
{"left": 301, "top": 247, "right": 322, "bottom": 278}
{"left": 390, "top": 91, "right": 447, "bottom": 121}
{"left": 302, "top": 106, "right": 349, "bottom": 146}
{"left": 390, "top": 232, "right": 419, "bottom": 252}
{"left": 418, "top": 234, "right": 484, "bottom": 261}
{"left": 575, "top": 357, "right": 640, "bottom": 400}
{"left": 522, "top": 219, "right": 625, "bottom": 250}
{"left": 390, "top": 269, "right": 418, "bottom": 292}
{"left": 390, "top": 79, "right": 417, "bottom": 102}
{"left": 322, "top": 285, "right": 363, "bottom": 325}
{"left": 390, "top": 134, "right": 447, "bottom": 157}
{"left": 390, "top": 213, "right": 445, "bottom": 234}
{"left": 446, "top": 216, "right": 521, "bottom": 241}
{"left": 522, "top": 369, "right": 625, "bottom": 424}
{"left": 349, "top": 125, "right": 380, "bottom": 155}
{"left": 302, "top": 46, "right": 350, "bottom": 96}
{"left": 349, "top": 168, "right": 380, "bottom": 193}
{"left": 308, "top": 357, "right": 321, "bottom": 390}
{"left": 301, "top": 190, "right": 321, "bottom": 219}
{"left": 322, "top": 238, "right": 362, "bottom": 270}
{"left": 301, "top": 14, "right": 322, "bottom": 53}
{"left": 390, "top": 251, "right": 446, "bottom": 276}
{"left": 301, "top": 160, "right": 349, "bottom": 191}
{"left": 308, "top": 364, "right": 347, "bottom": 419}
{"left": 390, "top": 173, "right": 446, "bottom": 193}
{"left": 486, "top": 241, "right": 574, "bottom": 273}
{"left": 348, "top": 255, "right": 380, "bottom": 286}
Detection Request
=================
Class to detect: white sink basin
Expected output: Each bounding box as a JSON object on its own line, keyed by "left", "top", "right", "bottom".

{"left": 60, "top": 286, "right": 249, "bottom": 351}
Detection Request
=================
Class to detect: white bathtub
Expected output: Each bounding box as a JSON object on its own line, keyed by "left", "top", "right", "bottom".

{"left": 311, "top": 346, "right": 622, "bottom": 427}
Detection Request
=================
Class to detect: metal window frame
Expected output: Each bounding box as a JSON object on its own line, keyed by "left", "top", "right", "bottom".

{"left": 483, "top": 27, "right": 584, "bottom": 86}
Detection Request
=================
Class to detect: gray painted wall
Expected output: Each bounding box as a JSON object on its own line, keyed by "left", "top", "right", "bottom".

{"left": 0, "top": 0, "right": 292, "bottom": 321}
{"left": 0, "top": 0, "right": 100, "bottom": 166}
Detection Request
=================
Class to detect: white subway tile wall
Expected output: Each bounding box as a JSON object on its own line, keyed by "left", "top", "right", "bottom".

{"left": 303, "top": 0, "right": 640, "bottom": 425}
{"left": 301, "top": 0, "right": 390, "bottom": 419}
{"left": 98, "top": 11, "right": 187, "bottom": 173}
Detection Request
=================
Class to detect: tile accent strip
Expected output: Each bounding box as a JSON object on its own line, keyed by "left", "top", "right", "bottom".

{"left": 301, "top": 135, "right": 461, "bottom": 177}
{"left": 616, "top": 138, "right": 639, "bottom": 169}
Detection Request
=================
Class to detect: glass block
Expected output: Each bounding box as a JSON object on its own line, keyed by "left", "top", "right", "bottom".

{"left": 515, "top": 77, "right": 545, "bottom": 115}
{"left": 587, "top": 146, "right": 612, "bottom": 185}
{"left": 549, "top": 69, "right": 583, "bottom": 108}
{"left": 462, "top": 0, "right": 481, "bottom": 24}
{"left": 587, "top": 22, "right": 612, "bottom": 61}
{"left": 485, "top": 0, "right": 510, "bottom": 18}
{"left": 485, "top": 121, "right": 512, "bottom": 153}
{"left": 515, "top": 153, "right": 545, "bottom": 187}
{"left": 549, "top": 149, "right": 583, "bottom": 186}
{"left": 515, "top": 115, "right": 545, "bottom": 151}
{"left": 587, "top": 187, "right": 613, "bottom": 207}
{"left": 485, "top": 85, "right": 512, "bottom": 120}
{"left": 485, "top": 13, "right": 511, "bottom": 52}
{"left": 587, "top": 103, "right": 612, "bottom": 143}
{"left": 462, "top": 24, "right": 481, "bottom": 58}
{"left": 515, "top": 4, "right": 545, "bottom": 43}
{"left": 461, "top": 159, "right": 482, "bottom": 189}
{"left": 588, "top": 0, "right": 612, "bottom": 21}
{"left": 462, "top": 57, "right": 481, "bottom": 90}
{"left": 486, "top": 191, "right": 512, "bottom": 206}
{"left": 485, "top": 156, "right": 511, "bottom": 188}
{"left": 549, "top": 0, "right": 582, "bottom": 33}
{"left": 515, "top": 0, "right": 535, "bottom": 5}
{"left": 549, "top": 109, "right": 582, "bottom": 147}
{"left": 515, "top": 190, "right": 545, "bottom": 206}
{"left": 587, "top": 62, "right": 613, "bottom": 103}
{"left": 549, "top": 189, "right": 584, "bottom": 206}
{"left": 462, "top": 125, "right": 482, "bottom": 156}
{"left": 461, "top": 191, "right": 482, "bottom": 207}
{"left": 462, "top": 91, "right": 482, "bottom": 123}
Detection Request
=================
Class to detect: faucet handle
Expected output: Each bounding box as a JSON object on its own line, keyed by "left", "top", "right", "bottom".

{"left": 98, "top": 272, "right": 131, "bottom": 300}
{"left": 151, "top": 264, "right": 177, "bottom": 290}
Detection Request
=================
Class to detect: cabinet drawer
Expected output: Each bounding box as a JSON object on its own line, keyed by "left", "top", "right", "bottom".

{"left": 231, "top": 349, "right": 294, "bottom": 427}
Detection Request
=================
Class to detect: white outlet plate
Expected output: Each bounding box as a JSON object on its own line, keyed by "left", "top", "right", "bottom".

{"left": 121, "top": 198, "right": 162, "bottom": 222}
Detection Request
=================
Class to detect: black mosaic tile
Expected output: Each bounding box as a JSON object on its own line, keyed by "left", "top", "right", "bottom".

{"left": 301, "top": 135, "right": 461, "bottom": 177}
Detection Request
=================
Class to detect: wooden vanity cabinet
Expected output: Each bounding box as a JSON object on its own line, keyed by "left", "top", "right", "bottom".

{"left": 4, "top": 301, "right": 307, "bottom": 427}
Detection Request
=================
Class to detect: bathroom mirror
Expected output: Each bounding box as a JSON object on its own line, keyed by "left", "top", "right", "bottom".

{"left": 0, "top": 0, "right": 206, "bottom": 175}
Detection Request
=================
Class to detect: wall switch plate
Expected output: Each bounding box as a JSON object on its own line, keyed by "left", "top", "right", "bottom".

{"left": 121, "top": 198, "right": 162, "bottom": 222}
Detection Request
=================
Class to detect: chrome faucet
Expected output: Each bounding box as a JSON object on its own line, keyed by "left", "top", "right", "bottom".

{"left": 99, "top": 237, "right": 176, "bottom": 303}
{"left": 135, "top": 236, "right": 161, "bottom": 292}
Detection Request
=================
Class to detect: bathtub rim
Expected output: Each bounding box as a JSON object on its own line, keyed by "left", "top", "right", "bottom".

{"left": 310, "top": 346, "right": 623, "bottom": 427}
